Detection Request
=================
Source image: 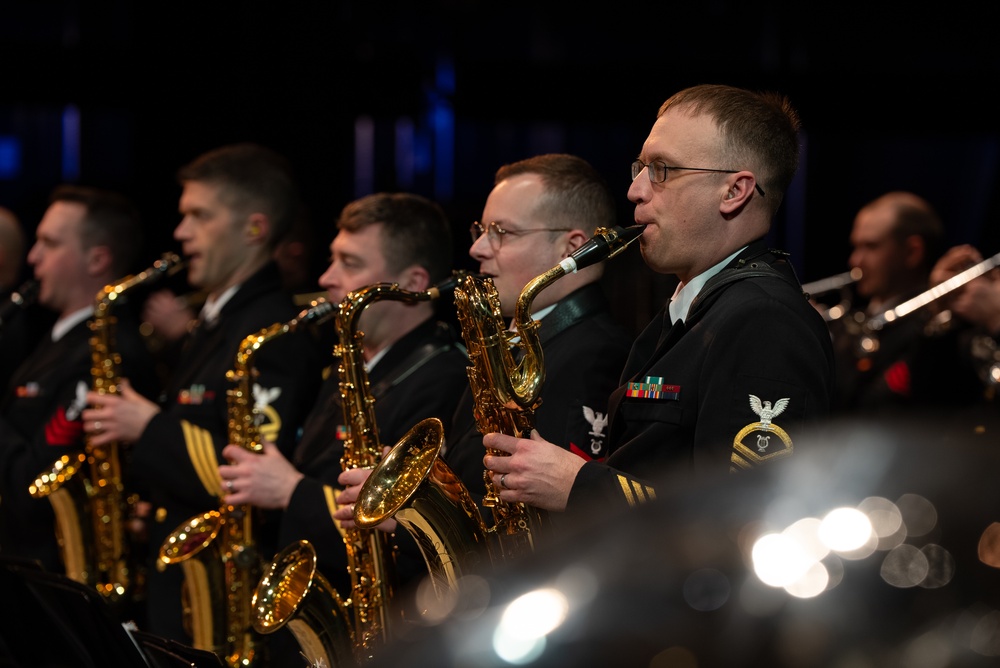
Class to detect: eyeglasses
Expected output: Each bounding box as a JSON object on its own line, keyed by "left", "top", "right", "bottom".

{"left": 630, "top": 159, "right": 766, "bottom": 197}
{"left": 470, "top": 221, "right": 573, "bottom": 249}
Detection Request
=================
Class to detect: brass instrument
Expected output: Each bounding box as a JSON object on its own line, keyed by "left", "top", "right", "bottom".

{"left": 354, "top": 225, "right": 645, "bottom": 593}
{"left": 252, "top": 278, "right": 461, "bottom": 667}
{"left": 857, "top": 251, "right": 1000, "bottom": 356}
{"left": 30, "top": 253, "right": 185, "bottom": 607}
{"left": 0, "top": 279, "right": 38, "bottom": 330}
{"left": 802, "top": 268, "right": 862, "bottom": 322}
{"left": 159, "top": 298, "right": 334, "bottom": 668}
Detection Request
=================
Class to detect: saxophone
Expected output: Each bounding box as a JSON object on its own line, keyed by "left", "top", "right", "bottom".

{"left": 354, "top": 225, "right": 645, "bottom": 589}
{"left": 159, "top": 298, "right": 334, "bottom": 668}
{"left": 30, "top": 253, "right": 184, "bottom": 607}
{"left": 252, "top": 276, "right": 461, "bottom": 666}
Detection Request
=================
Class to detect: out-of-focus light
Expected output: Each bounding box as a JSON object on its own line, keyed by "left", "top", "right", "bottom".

{"left": 783, "top": 517, "right": 830, "bottom": 562}
{"left": 752, "top": 533, "right": 814, "bottom": 587}
{"left": 978, "top": 522, "right": 1000, "bottom": 569}
{"left": 896, "top": 493, "right": 938, "bottom": 537}
{"left": 881, "top": 544, "right": 928, "bottom": 588}
{"left": 682, "top": 568, "right": 731, "bottom": 611}
{"left": 493, "top": 588, "right": 569, "bottom": 664}
{"left": 819, "top": 507, "right": 872, "bottom": 552}
{"left": 784, "top": 560, "right": 829, "bottom": 598}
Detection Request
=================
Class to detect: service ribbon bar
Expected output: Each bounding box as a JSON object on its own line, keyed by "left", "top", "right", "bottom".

{"left": 626, "top": 376, "right": 680, "bottom": 400}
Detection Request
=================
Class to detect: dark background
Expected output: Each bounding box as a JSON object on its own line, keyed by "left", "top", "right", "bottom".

{"left": 2, "top": 1, "right": 999, "bottom": 331}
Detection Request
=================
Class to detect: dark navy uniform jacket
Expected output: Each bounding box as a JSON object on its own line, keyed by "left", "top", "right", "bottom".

{"left": 570, "top": 241, "right": 835, "bottom": 515}
{"left": 131, "top": 262, "right": 324, "bottom": 641}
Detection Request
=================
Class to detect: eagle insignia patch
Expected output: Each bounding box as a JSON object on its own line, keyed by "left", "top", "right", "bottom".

{"left": 731, "top": 394, "right": 794, "bottom": 471}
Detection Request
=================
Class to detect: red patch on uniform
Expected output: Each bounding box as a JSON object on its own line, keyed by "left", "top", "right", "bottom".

{"left": 45, "top": 406, "right": 84, "bottom": 446}
{"left": 884, "top": 361, "right": 911, "bottom": 396}
{"left": 568, "top": 442, "right": 604, "bottom": 463}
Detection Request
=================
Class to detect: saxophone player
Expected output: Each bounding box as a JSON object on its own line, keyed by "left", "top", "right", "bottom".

{"left": 82, "top": 144, "right": 325, "bottom": 645}
{"left": 435, "top": 154, "right": 633, "bottom": 506}
{"left": 482, "top": 85, "right": 835, "bottom": 520}
{"left": 0, "top": 185, "right": 158, "bottom": 580}
{"left": 220, "top": 192, "right": 470, "bottom": 603}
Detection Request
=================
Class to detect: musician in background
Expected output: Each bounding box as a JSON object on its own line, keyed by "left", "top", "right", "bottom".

{"left": 219, "top": 192, "right": 470, "bottom": 600}
{"left": 478, "top": 84, "right": 835, "bottom": 518}
{"left": 0, "top": 206, "right": 25, "bottom": 293}
{"left": 0, "top": 185, "right": 156, "bottom": 574}
{"left": 430, "top": 153, "right": 633, "bottom": 506}
{"left": 82, "top": 143, "right": 324, "bottom": 643}
{"left": 907, "top": 243, "right": 1000, "bottom": 412}
{"left": 829, "top": 191, "right": 946, "bottom": 414}
{"left": 0, "top": 205, "right": 44, "bottom": 390}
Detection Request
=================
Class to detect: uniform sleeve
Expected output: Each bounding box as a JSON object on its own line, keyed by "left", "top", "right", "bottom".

{"left": 133, "top": 327, "right": 323, "bottom": 509}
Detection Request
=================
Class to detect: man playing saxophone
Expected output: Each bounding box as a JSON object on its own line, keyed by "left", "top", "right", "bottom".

{"left": 436, "top": 153, "right": 633, "bottom": 509}
{"left": 219, "top": 192, "right": 469, "bottom": 605}
{"left": 482, "top": 85, "right": 835, "bottom": 519}
{"left": 0, "top": 185, "right": 158, "bottom": 583}
{"left": 81, "top": 144, "right": 325, "bottom": 646}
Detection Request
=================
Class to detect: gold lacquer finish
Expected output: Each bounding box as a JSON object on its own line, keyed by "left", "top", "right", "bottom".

{"left": 30, "top": 252, "right": 185, "bottom": 609}
{"left": 159, "top": 298, "right": 335, "bottom": 668}
{"left": 252, "top": 276, "right": 464, "bottom": 665}
{"left": 355, "top": 226, "right": 645, "bottom": 591}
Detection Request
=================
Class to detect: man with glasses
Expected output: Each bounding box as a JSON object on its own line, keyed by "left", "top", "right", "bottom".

{"left": 426, "top": 153, "right": 633, "bottom": 503}
{"left": 480, "top": 84, "right": 835, "bottom": 519}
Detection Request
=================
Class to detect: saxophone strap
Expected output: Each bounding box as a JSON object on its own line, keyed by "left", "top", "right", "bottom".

{"left": 369, "top": 325, "right": 463, "bottom": 399}
{"left": 534, "top": 283, "right": 609, "bottom": 345}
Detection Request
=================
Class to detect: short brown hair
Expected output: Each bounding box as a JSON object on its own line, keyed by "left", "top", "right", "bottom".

{"left": 178, "top": 143, "right": 303, "bottom": 249}
{"left": 336, "top": 192, "right": 453, "bottom": 282}
{"left": 494, "top": 153, "right": 616, "bottom": 235}
{"left": 660, "top": 84, "right": 801, "bottom": 213}
{"left": 49, "top": 184, "right": 142, "bottom": 277}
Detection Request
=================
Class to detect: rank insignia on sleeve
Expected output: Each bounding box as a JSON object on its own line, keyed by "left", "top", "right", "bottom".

{"left": 731, "top": 394, "right": 793, "bottom": 471}
{"left": 626, "top": 376, "right": 680, "bottom": 400}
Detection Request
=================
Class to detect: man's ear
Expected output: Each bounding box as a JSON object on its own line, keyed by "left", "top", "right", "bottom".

{"left": 560, "top": 229, "right": 590, "bottom": 259}
{"left": 86, "top": 244, "right": 113, "bottom": 277}
{"left": 399, "top": 264, "right": 431, "bottom": 292}
{"left": 720, "top": 171, "right": 757, "bottom": 214}
{"left": 246, "top": 213, "right": 270, "bottom": 244}
{"left": 903, "top": 234, "right": 926, "bottom": 269}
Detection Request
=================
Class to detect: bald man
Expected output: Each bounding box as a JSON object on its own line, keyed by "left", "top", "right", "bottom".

{"left": 831, "top": 191, "right": 947, "bottom": 414}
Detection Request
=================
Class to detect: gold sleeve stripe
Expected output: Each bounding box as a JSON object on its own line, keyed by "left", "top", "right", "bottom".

{"left": 323, "top": 485, "right": 347, "bottom": 541}
{"left": 181, "top": 420, "right": 224, "bottom": 498}
{"left": 616, "top": 475, "right": 656, "bottom": 508}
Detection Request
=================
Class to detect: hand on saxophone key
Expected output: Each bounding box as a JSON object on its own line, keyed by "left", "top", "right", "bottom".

{"left": 219, "top": 440, "right": 303, "bottom": 508}
{"left": 335, "top": 463, "right": 397, "bottom": 533}
{"left": 483, "top": 429, "right": 587, "bottom": 512}
{"left": 82, "top": 378, "right": 160, "bottom": 445}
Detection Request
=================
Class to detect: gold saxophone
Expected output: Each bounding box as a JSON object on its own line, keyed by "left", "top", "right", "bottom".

{"left": 354, "top": 225, "right": 645, "bottom": 593}
{"left": 30, "top": 253, "right": 185, "bottom": 607}
{"left": 158, "top": 298, "right": 334, "bottom": 668}
{"left": 252, "top": 277, "right": 461, "bottom": 666}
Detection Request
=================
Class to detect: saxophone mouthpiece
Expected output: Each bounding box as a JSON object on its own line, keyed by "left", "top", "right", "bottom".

{"left": 428, "top": 270, "right": 485, "bottom": 299}
{"left": 559, "top": 224, "right": 646, "bottom": 274}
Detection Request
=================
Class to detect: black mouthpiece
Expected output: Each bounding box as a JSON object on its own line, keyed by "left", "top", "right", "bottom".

{"left": 565, "top": 225, "right": 646, "bottom": 273}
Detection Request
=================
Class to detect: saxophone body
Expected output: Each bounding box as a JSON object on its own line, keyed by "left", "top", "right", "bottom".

{"left": 354, "top": 225, "right": 646, "bottom": 585}
{"left": 253, "top": 278, "right": 461, "bottom": 666}
{"left": 159, "top": 298, "right": 334, "bottom": 668}
{"left": 30, "top": 253, "right": 184, "bottom": 606}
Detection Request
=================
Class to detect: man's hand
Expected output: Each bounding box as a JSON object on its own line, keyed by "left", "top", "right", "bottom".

{"left": 82, "top": 378, "right": 159, "bottom": 445}
{"left": 482, "top": 429, "right": 586, "bottom": 512}
{"left": 334, "top": 461, "right": 397, "bottom": 533}
{"left": 219, "top": 441, "right": 303, "bottom": 509}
